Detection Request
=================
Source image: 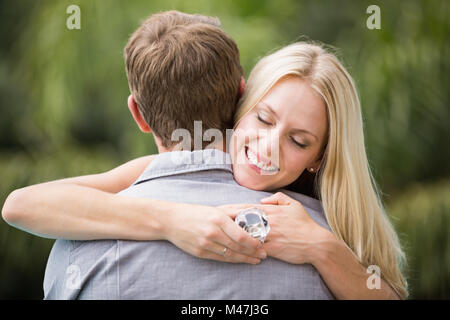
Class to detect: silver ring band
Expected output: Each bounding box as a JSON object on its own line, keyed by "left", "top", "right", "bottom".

{"left": 221, "top": 247, "right": 228, "bottom": 256}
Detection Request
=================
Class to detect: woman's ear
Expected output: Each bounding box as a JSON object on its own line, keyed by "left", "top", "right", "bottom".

{"left": 308, "top": 144, "right": 327, "bottom": 173}
{"left": 307, "top": 158, "right": 322, "bottom": 173}
{"left": 127, "top": 95, "right": 151, "bottom": 133}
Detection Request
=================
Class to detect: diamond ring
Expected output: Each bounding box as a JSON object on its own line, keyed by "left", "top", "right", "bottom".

{"left": 235, "top": 208, "right": 270, "bottom": 242}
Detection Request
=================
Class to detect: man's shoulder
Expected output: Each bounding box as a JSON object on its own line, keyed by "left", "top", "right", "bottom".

{"left": 128, "top": 149, "right": 233, "bottom": 186}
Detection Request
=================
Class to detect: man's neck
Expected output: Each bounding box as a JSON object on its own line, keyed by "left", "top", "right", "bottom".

{"left": 156, "top": 141, "right": 226, "bottom": 154}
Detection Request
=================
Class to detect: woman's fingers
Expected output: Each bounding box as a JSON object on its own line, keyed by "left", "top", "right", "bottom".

{"left": 214, "top": 225, "right": 267, "bottom": 259}
{"left": 262, "top": 238, "right": 278, "bottom": 254}
{"left": 183, "top": 235, "right": 262, "bottom": 264}
{"left": 220, "top": 204, "right": 283, "bottom": 218}
{"left": 201, "top": 249, "right": 261, "bottom": 265}
{"left": 218, "top": 215, "right": 263, "bottom": 251}
{"left": 167, "top": 204, "right": 268, "bottom": 264}
{"left": 217, "top": 203, "right": 256, "bottom": 219}
{"left": 202, "top": 239, "right": 263, "bottom": 264}
{"left": 260, "top": 192, "right": 295, "bottom": 205}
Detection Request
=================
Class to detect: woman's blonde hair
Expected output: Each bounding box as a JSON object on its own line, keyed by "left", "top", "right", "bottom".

{"left": 235, "top": 42, "right": 408, "bottom": 298}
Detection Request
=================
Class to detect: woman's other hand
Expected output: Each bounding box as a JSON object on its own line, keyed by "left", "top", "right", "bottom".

{"left": 161, "top": 203, "right": 267, "bottom": 265}
{"left": 219, "top": 192, "right": 334, "bottom": 265}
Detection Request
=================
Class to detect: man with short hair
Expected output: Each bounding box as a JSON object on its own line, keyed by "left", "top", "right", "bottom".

{"left": 43, "top": 11, "right": 334, "bottom": 299}
{"left": 123, "top": 11, "right": 243, "bottom": 150}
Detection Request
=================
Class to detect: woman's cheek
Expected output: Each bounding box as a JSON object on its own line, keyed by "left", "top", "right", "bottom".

{"left": 284, "top": 153, "right": 307, "bottom": 177}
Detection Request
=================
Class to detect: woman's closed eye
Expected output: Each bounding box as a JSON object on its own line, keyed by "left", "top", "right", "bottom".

{"left": 257, "top": 114, "right": 272, "bottom": 126}
{"left": 290, "top": 137, "right": 308, "bottom": 149}
{"left": 257, "top": 113, "right": 308, "bottom": 149}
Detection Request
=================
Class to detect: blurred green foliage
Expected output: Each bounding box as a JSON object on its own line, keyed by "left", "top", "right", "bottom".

{"left": 390, "top": 181, "right": 450, "bottom": 299}
{"left": 0, "top": 0, "right": 448, "bottom": 299}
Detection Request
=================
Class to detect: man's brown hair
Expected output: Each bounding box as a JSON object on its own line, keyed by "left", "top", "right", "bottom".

{"left": 124, "top": 11, "right": 243, "bottom": 149}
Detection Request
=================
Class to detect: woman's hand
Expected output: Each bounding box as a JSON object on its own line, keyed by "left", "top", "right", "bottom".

{"left": 220, "top": 193, "right": 402, "bottom": 299}
{"left": 218, "top": 192, "right": 333, "bottom": 265}
{"left": 161, "top": 202, "right": 267, "bottom": 265}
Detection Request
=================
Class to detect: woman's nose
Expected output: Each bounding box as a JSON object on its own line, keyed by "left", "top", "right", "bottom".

{"left": 257, "top": 128, "right": 280, "bottom": 163}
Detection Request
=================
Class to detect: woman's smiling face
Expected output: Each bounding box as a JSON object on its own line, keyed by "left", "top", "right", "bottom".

{"left": 230, "top": 76, "right": 328, "bottom": 191}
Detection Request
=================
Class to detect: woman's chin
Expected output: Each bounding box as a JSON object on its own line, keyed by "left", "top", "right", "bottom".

{"left": 233, "top": 171, "right": 271, "bottom": 191}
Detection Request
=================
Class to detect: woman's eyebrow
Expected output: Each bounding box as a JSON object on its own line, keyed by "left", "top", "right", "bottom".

{"left": 291, "top": 128, "right": 318, "bottom": 141}
{"left": 259, "top": 101, "right": 279, "bottom": 120}
{"left": 259, "top": 101, "right": 318, "bottom": 141}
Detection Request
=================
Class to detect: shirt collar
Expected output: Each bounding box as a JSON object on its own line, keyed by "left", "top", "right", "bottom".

{"left": 133, "top": 149, "right": 233, "bottom": 185}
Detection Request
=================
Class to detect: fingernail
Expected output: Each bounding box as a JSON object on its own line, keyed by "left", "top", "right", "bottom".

{"left": 253, "top": 259, "right": 261, "bottom": 264}
{"left": 258, "top": 252, "right": 267, "bottom": 259}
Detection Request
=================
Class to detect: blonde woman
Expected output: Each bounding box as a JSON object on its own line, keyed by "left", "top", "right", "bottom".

{"left": 3, "top": 42, "right": 407, "bottom": 299}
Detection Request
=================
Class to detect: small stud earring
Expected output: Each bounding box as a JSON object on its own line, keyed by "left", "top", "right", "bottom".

{"left": 309, "top": 168, "right": 315, "bottom": 173}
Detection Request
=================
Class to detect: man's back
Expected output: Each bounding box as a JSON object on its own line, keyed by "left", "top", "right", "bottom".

{"left": 44, "top": 149, "right": 334, "bottom": 299}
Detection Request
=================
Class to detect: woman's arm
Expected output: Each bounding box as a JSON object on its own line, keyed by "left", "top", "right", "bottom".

{"left": 310, "top": 231, "right": 401, "bottom": 300}
{"left": 1, "top": 155, "right": 265, "bottom": 264}
{"left": 219, "top": 192, "right": 401, "bottom": 300}
{"left": 2, "top": 155, "right": 156, "bottom": 239}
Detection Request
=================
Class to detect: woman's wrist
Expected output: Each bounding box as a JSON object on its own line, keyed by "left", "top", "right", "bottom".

{"left": 138, "top": 198, "right": 186, "bottom": 242}
{"left": 306, "top": 227, "right": 338, "bottom": 267}
{"left": 114, "top": 196, "right": 167, "bottom": 241}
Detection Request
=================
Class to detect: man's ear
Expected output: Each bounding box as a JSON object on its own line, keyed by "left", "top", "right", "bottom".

{"left": 239, "top": 76, "right": 246, "bottom": 98}
{"left": 127, "top": 95, "right": 151, "bottom": 133}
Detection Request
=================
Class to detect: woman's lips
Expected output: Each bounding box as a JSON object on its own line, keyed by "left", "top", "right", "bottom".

{"left": 244, "top": 146, "right": 279, "bottom": 175}
{"left": 245, "top": 146, "right": 262, "bottom": 174}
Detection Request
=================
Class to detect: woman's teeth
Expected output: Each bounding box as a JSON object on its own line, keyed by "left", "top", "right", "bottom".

{"left": 246, "top": 148, "right": 279, "bottom": 173}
